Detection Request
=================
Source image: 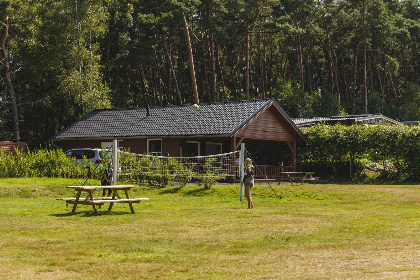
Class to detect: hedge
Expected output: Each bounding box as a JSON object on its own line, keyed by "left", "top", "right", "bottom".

{"left": 0, "top": 148, "right": 103, "bottom": 179}
{"left": 2, "top": 124, "right": 419, "bottom": 183}
{"left": 298, "top": 124, "right": 420, "bottom": 181}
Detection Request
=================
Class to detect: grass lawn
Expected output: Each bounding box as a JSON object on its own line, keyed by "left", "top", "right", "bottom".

{"left": 0, "top": 178, "right": 419, "bottom": 280}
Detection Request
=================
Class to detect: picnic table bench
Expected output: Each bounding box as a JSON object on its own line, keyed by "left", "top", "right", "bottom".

{"left": 277, "top": 172, "right": 318, "bottom": 185}
{"left": 57, "top": 185, "right": 149, "bottom": 214}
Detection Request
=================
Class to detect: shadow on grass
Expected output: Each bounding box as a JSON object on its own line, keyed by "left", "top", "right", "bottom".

{"left": 184, "top": 187, "right": 215, "bottom": 197}
{"left": 51, "top": 209, "right": 137, "bottom": 217}
{"left": 159, "top": 186, "right": 183, "bottom": 194}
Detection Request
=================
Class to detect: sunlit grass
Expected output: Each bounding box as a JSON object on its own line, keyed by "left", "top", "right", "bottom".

{"left": 0, "top": 178, "right": 419, "bottom": 279}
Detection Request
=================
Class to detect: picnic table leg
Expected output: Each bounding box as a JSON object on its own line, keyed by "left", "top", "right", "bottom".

{"left": 301, "top": 174, "right": 308, "bottom": 185}
{"left": 124, "top": 189, "right": 135, "bottom": 214}
{"left": 71, "top": 190, "right": 82, "bottom": 213}
{"left": 88, "top": 190, "right": 98, "bottom": 214}
{"left": 108, "top": 189, "right": 119, "bottom": 212}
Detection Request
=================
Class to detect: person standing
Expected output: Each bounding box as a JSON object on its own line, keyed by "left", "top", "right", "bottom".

{"left": 101, "top": 161, "right": 113, "bottom": 197}
{"left": 243, "top": 158, "right": 255, "bottom": 209}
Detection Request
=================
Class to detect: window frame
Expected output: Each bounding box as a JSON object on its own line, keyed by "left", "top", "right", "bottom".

{"left": 205, "top": 142, "right": 223, "bottom": 156}
{"left": 101, "top": 140, "right": 123, "bottom": 149}
{"left": 147, "top": 139, "right": 162, "bottom": 156}
{"left": 185, "top": 141, "right": 201, "bottom": 157}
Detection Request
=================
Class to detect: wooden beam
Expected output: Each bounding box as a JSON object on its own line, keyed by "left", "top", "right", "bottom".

{"left": 287, "top": 141, "right": 297, "bottom": 171}
{"left": 235, "top": 137, "right": 244, "bottom": 151}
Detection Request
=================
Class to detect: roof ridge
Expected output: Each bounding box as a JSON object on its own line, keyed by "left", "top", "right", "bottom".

{"left": 87, "top": 99, "right": 274, "bottom": 111}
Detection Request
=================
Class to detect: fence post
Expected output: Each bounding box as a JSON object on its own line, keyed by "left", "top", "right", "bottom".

{"left": 239, "top": 143, "right": 245, "bottom": 201}
{"left": 113, "top": 139, "right": 118, "bottom": 185}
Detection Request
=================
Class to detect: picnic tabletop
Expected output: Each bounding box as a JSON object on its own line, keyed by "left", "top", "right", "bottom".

{"left": 59, "top": 185, "right": 149, "bottom": 214}
{"left": 278, "top": 171, "right": 318, "bottom": 185}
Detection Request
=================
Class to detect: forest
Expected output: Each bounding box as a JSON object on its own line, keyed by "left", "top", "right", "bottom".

{"left": 1, "top": 0, "right": 419, "bottom": 147}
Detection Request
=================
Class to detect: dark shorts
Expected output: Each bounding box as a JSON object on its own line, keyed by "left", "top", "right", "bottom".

{"left": 244, "top": 176, "right": 254, "bottom": 187}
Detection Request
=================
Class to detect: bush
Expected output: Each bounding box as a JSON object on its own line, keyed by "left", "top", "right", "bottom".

{"left": 198, "top": 158, "right": 226, "bottom": 189}
{"left": 0, "top": 147, "right": 104, "bottom": 179}
{"left": 298, "top": 124, "right": 420, "bottom": 182}
{"left": 121, "top": 154, "right": 195, "bottom": 188}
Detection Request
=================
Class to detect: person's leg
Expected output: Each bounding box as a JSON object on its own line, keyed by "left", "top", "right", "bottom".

{"left": 245, "top": 186, "right": 254, "bottom": 209}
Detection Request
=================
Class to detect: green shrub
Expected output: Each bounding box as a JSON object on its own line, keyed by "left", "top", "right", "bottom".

{"left": 298, "top": 124, "right": 420, "bottom": 182}
{"left": 119, "top": 154, "right": 196, "bottom": 187}
{"left": 198, "top": 158, "right": 226, "bottom": 189}
{"left": 0, "top": 147, "right": 104, "bottom": 179}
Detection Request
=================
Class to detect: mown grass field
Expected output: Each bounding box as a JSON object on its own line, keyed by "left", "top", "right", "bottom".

{"left": 0, "top": 178, "right": 419, "bottom": 280}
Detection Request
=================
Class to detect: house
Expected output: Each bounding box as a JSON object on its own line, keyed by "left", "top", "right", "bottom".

{"left": 0, "top": 141, "right": 27, "bottom": 155}
{"left": 51, "top": 99, "right": 307, "bottom": 178}
{"left": 292, "top": 114, "right": 401, "bottom": 127}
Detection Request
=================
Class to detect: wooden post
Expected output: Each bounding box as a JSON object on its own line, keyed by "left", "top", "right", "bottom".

{"left": 291, "top": 141, "right": 296, "bottom": 171}
{"left": 287, "top": 141, "right": 297, "bottom": 171}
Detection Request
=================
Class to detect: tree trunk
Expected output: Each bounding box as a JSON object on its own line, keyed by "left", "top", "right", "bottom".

{"left": 363, "top": 30, "right": 368, "bottom": 114}
{"left": 341, "top": 56, "right": 350, "bottom": 110}
{"left": 305, "top": 33, "right": 313, "bottom": 94}
{"left": 0, "top": 18, "right": 20, "bottom": 142}
{"left": 209, "top": 34, "right": 217, "bottom": 102}
{"left": 215, "top": 42, "right": 226, "bottom": 101}
{"left": 323, "top": 17, "right": 340, "bottom": 105}
{"left": 296, "top": 24, "right": 305, "bottom": 92}
{"left": 182, "top": 12, "right": 199, "bottom": 104}
{"left": 139, "top": 69, "right": 151, "bottom": 116}
{"left": 165, "top": 42, "right": 182, "bottom": 105}
{"left": 351, "top": 4, "right": 359, "bottom": 115}
{"left": 201, "top": 33, "right": 210, "bottom": 102}
{"left": 362, "top": 9, "right": 368, "bottom": 114}
{"left": 245, "top": 21, "right": 250, "bottom": 100}
{"left": 413, "top": 35, "right": 418, "bottom": 80}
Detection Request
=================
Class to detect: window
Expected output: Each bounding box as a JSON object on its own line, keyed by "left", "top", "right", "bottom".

{"left": 206, "top": 142, "right": 222, "bottom": 156}
{"left": 147, "top": 139, "right": 162, "bottom": 156}
{"left": 101, "top": 141, "right": 123, "bottom": 149}
{"left": 184, "top": 141, "right": 200, "bottom": 157}
{"left": 68, "top": 150, "right": 95, "bottom": 159}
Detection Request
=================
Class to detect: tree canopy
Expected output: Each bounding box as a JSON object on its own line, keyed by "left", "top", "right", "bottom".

{"left": 1, "top": 0, "right": 419, "bottom": 146}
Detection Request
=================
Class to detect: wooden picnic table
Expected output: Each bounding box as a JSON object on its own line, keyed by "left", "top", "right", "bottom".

{"left": 58, "top": 185, "right": 149, "bottom": 214}
{"left": 277, "top": 172, "right": 318, "bottom": 185}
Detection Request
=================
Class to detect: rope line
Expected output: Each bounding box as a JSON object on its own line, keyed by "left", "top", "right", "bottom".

{"left": 245, "top": 148, "right": 283, "bottom": 199}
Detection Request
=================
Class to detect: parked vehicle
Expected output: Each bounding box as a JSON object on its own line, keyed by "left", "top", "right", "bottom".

{"left": 64, "top": 148, "right": 112, "bottom": 166}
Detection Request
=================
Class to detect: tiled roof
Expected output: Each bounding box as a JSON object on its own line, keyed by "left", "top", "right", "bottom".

{"left": 52, "top": 99, "right": 279, "bottom": 140}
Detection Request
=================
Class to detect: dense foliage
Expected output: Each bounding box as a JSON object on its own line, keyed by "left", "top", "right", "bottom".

{"left": 0, "top": 148, "right": 223, "bottom": 187}
{"left": 0, "top": 0, "right": 419, "bottom": 147}
{"left": 2, "top": 124, "right": 420, "bottom": 182}
{"left": 0, "top": 147, "right": 103, "bottom": 178}
{"left": 119, "top": 153, "right": 196, "bottom": 188}
{"left": 298, "top": 124, "right": 420, "bottom": 182}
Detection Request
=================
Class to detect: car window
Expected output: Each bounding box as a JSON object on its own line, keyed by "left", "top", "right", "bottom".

{"left": 85, "top": 151, "right": 96, "bottom": 159}
{"left": 71, "top": 150, "right": 96, "bottom": 159}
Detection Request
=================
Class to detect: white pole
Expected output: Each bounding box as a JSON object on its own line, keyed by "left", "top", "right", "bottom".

{"left": 239, "top": 143, "right": 245, "bottom": 201}
{"left": 113, "top": 139, "right": 118, "bottom": 185}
